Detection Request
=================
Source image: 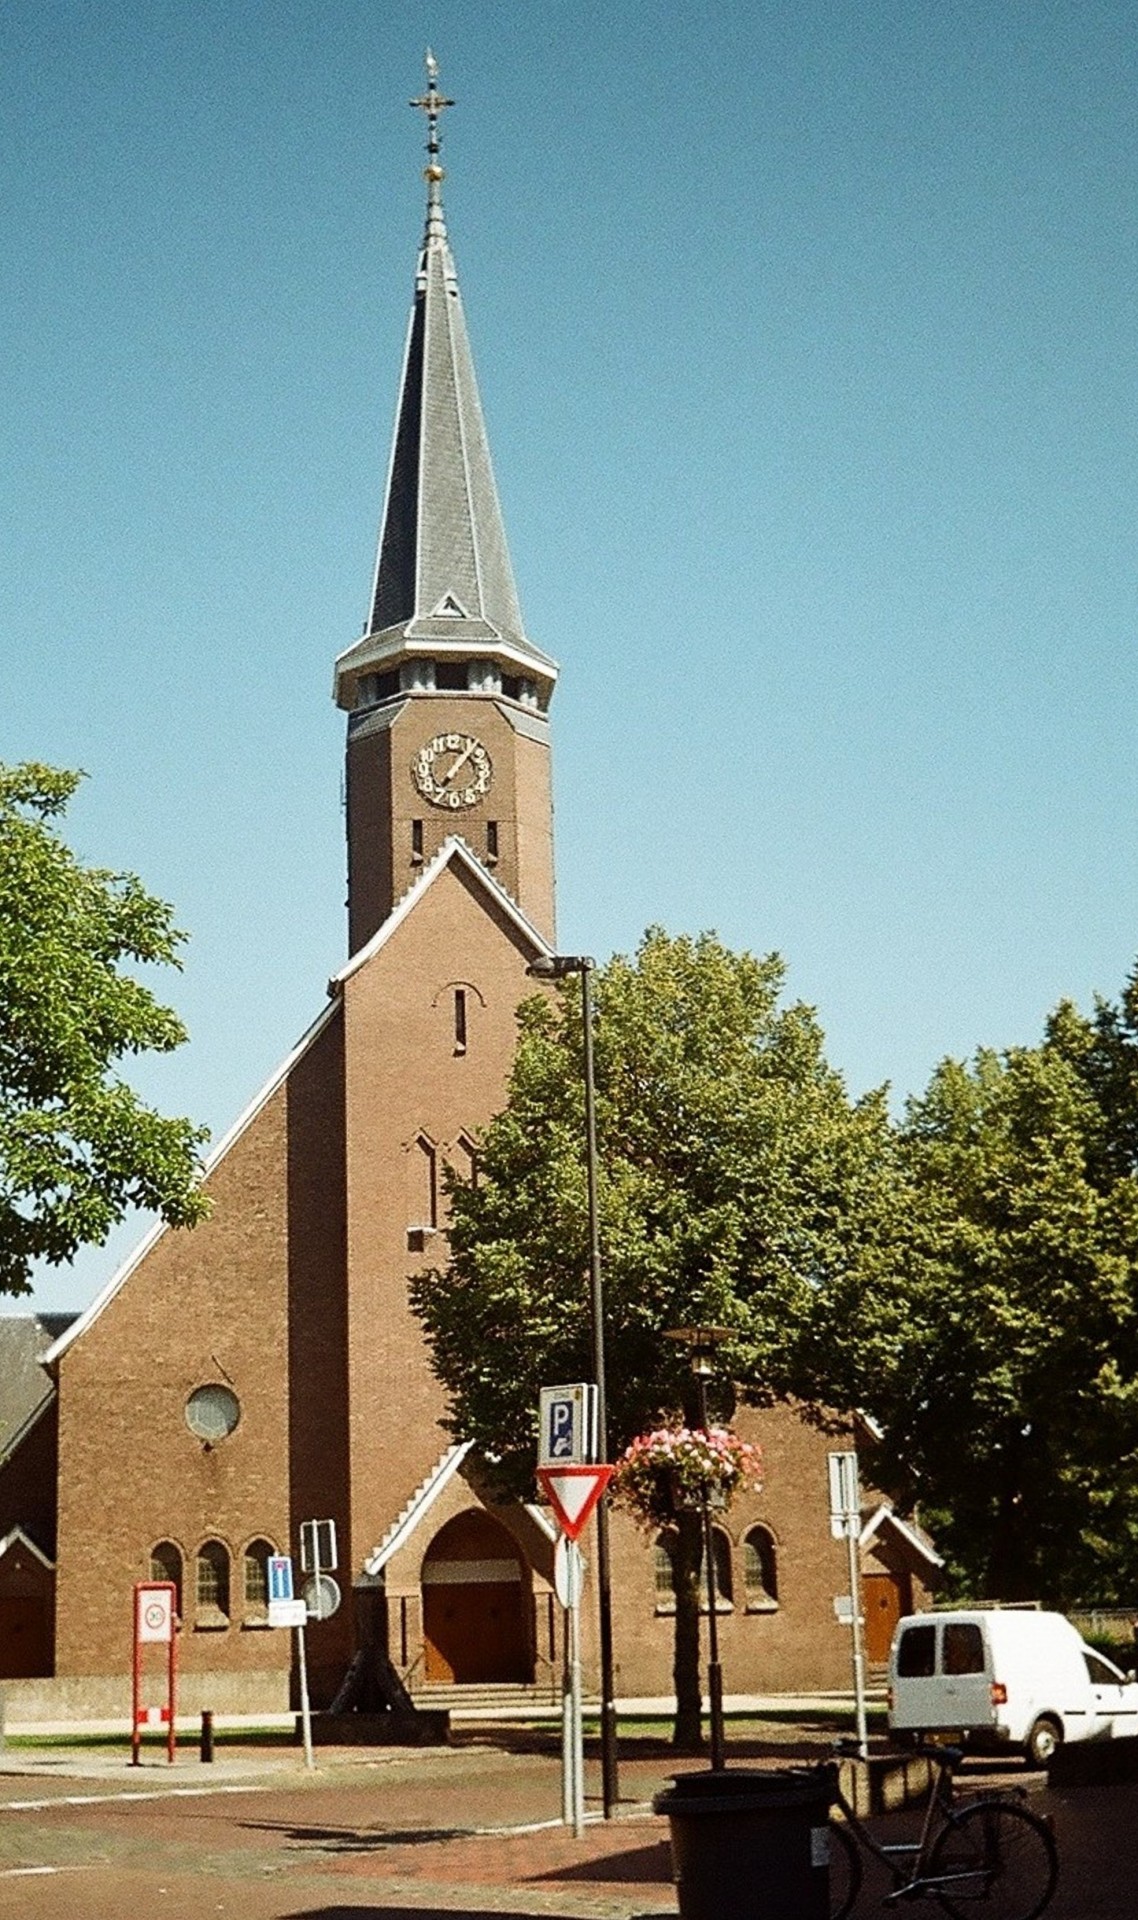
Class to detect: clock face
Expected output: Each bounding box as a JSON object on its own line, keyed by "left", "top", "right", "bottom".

{"left": 412, "top": 732, "right": 493, "bottom": 810}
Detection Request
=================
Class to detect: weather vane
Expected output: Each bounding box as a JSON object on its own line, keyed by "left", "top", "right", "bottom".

{"left": 410, "top": 48, "right": 455, "bottom": 199}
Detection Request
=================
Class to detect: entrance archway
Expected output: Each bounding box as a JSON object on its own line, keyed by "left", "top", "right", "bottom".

{"left": 421, "top": 1510, "right": 532, "bottom": 1684}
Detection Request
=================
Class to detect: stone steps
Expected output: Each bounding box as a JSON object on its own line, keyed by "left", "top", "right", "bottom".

{"left": 413, "top": 1680, "right": 562, "bottom": 1715}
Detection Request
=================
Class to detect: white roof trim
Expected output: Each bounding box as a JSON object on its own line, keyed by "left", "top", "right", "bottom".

{"left": 524, "top": 1502, "right": 559, "bottom": 1545}
{"left": 43, "top": 996, "right": 341, "bottom": 1368}
{"left": 335, "top": 835, "right": 553, "bottom": 987}
{"left": 860, "top": 1502, "right": 944, "bottom": 1571}
{"left": 361, "top": 1440, "right": 476, "bottom": 1577}
{"left": 0, "top": 1525, "right": 55, "bottom": 1572}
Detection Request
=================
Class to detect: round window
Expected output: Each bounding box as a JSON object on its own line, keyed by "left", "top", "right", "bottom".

{"left": 185, "top": 1384, "right": 240, "bottom": 1442}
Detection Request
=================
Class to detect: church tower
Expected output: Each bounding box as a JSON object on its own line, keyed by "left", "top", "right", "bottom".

{"left": 334, "top": 60, "right": 558, "bottom": 954}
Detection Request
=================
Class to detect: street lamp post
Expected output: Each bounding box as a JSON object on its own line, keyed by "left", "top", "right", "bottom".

{"left": 527, "top": 952, "right": 619, "bottom": 1817}
{"left": 665, "top": 1324, "right": 733, "bottom": 1771}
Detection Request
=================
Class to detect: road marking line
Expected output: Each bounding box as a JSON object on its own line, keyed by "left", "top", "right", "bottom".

{"left": 3, "top": 1783, "right": 269, "bottom": 1812}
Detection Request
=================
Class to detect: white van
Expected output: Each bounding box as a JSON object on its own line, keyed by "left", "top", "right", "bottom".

{"left": 888, "top": 1609, "right": 1138, "bottom": 1765}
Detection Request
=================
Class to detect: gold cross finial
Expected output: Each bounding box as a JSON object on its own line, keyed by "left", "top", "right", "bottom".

{"left": 410, "top": 48, "right": 455, "bottom": 197}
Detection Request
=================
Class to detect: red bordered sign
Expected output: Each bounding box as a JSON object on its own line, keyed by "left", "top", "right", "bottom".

{"left": 536, "top": 1464, "right": 614, "bottom": 1542}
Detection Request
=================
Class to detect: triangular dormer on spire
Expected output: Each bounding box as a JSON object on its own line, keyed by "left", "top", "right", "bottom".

{"left": 334, "top": 54, "right": 557, "bottom": 716}
{"left": 337, "top": 58, "right": 557, "bottom": 956}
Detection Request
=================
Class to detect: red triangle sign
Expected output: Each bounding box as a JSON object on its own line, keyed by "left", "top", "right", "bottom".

{"left": 536, "top": 1464, "right": 614, "bottom": 1541}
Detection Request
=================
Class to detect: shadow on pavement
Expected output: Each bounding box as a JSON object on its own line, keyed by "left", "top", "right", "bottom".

{"left": 239, "top": 1820, "right": 474, "bottom": 1849}
{"left": 532, "top": 1840, "right": 673, "bottom": 1883}
{"left": 278, "top": 1912, "right": 674, "bottom": 1920}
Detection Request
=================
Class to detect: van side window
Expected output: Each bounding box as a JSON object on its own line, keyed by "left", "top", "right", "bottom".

{"left": 897, "top": 1624, "right": 936, "bottom": 1677}
{"left": 1085, "top": 1650, "right": 1125, "bottom": 1685}
{"left": 943, "top": 1623, "right": 985, "bottom": 1675}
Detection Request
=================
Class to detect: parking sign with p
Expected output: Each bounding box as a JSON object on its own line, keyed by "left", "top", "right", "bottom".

{"left": 538, "top": 1383, "right": 598, "bottom": 1467}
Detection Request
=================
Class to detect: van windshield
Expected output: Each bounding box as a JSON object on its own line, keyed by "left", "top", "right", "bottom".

{"left": 897, "top": 1624, "right": 936, "bottom": 1677}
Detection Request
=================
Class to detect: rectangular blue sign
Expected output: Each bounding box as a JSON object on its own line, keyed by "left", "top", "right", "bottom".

{"left": 268, "top": 1554, "right": 294, "bottom": 1602}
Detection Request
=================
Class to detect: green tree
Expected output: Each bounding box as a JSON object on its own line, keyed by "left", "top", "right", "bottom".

{"left": 0, "top": 762, "right": 210, "bottom": 1294}
{"left": 411, "top": 928, "right": 900, "bottom": 1746}
{"left": 824, "top": 977, "right": 1138, "bottom": 1606}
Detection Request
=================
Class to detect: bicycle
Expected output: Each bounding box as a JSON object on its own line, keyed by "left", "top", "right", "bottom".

{"left": 817, "top": 1737, "right": 1058, "bottom": 1920}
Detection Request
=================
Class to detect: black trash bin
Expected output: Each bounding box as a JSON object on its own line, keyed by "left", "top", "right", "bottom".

{"left": 653, "top": 1767, "right": 833, "bottom": 1920}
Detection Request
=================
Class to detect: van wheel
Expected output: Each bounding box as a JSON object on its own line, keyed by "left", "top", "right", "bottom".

{"left": 1026, "top": 1716, "right": 1062, "bottom": 1767}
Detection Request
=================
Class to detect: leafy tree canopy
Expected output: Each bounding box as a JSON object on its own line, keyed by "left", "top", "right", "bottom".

{"left": 412, "top": 927, "right": 900, "bottom": 1484}
{"left": 412, "top": 928, "right": 901, "bottom": 1748}
{"left": 0, "top": 762, "right": 210, "bottom": 1294}
{"left": 819, "top": 966, "right": 1138, "bottom": 1606}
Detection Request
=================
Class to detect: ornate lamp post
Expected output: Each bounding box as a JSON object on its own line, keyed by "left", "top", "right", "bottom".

{"left": 526, "top": 952, "right": 619, "bottom": 1817}
{"left": 665, "top": 1323, "right": 733, "bottom": 1771}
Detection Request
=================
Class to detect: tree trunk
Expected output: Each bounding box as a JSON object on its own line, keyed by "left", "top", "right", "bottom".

{"left": 984, "top": 1425, "right": 1036, "bottom": 1601}
{"left": 671, "top": 1508, "right": 705, "bottom": 1752}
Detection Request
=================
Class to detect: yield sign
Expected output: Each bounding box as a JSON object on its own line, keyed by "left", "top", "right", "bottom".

{"left": 537, "top": 1464, "right": 614, "bottom": 1541}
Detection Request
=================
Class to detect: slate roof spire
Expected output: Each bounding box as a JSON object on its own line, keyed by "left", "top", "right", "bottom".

{"left": 334, "top": 54, "right": 557, "bottom": 712}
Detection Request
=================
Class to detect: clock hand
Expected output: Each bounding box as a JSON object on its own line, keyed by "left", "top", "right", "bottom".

{"left": 440, "top": 741, "right": 476, "bottom": 787}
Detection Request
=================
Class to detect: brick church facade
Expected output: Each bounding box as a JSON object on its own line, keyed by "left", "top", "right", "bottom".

{"left": 0, "top": 71, "right": 938, "bottom": 1720}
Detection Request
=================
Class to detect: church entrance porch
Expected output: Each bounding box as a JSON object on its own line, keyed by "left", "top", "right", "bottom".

{"left": 421, "top": 1510, "right": 533, "bottom": 1685}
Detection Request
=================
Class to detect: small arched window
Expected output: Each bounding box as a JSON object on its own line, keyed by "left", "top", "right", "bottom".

{"left": 243, "top": 1539, "right": 274, "bottom": 1622}
{"left": 699, "top": 1528, "right": 733, "bottom": 1611}
{"left": 150, "top": 1541, "right": 183, "bottom": 1615}
{"left": 654, "top": 1532, "right": 676, "bottom": 1608}
{"left": 744, "top": 1526, "right": 779, "bottom": 1608}
{"left": 196, "top": 1540, "right": 231, "bottom": 1626}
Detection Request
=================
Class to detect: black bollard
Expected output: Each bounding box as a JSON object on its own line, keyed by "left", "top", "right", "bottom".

{"left": 200, "top": 1709, "right": 214, "bottom": 1763}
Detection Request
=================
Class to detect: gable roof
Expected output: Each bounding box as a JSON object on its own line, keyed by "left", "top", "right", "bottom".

{"left": 334, "top": 832, "right": 553, "bottom": 987}
{"left": 44, "top": 837, "right": 552, "bottom": 1369}
{"left": 860, "top": 1502, "right": 944, "bottom": 1573}
{"left": 0, "top": 1524, "right": 55, "bottom": 1572}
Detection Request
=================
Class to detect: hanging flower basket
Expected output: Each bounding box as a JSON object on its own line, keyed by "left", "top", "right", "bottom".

{"left": 610, "top": 1425, "right": 763, "bottom": 1529}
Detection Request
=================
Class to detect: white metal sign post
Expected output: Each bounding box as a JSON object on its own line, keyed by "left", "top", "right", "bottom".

{"left": 829, "top": 1450, "right": 869, "bottom": 1756}
{"left": 268, "top": 1554, "right": 314, "bottom": 1768}
{"left": 554, "top": 1535, "right": 585, "bottom": 1834}
{"left": 537, "top": 1458, "right": 614, "bottom": 1838}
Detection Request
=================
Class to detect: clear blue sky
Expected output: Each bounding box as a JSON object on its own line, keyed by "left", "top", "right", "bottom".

{"left": 6, "top": 3, "right": 1138, "bottom": 1312}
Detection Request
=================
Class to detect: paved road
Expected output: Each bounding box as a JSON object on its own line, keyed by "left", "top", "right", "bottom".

{"left": 0, "top": 1724, "right": 1133, "bottom": 1917}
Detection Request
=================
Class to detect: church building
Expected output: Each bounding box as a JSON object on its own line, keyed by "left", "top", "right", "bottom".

{"left": 0, "top": 67, "right": 938, "bottom": 1721}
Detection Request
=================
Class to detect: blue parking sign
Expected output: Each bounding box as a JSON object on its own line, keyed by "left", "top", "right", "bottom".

{"left": 268, "top": 1555, "right": 294, "bottom": 1602}
{"left": 538, "top": 1384, "right": 598, "bottom": 1466}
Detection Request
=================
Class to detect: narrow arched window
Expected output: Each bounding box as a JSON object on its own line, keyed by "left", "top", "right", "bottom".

{"left": 196, "top": 1540, "right": 231, "bottom": 1626}
{"left": 744, "top": 1526, "right": 779, "bottom": 1608}
{"left": 150, "top": 1541, "right": 183, "bottom": 1615}
{"left": 699, "top": 1528, "right": 733, "bottom": 1610}
{"left": 408, "top": 1134, "right": 438, "bottom": 1231}
{"left": 654, "top": 1532, "right": 676, "bottom": 1609}
{"left": 243, "top": 1539, "right": 274, "bottom": 1622}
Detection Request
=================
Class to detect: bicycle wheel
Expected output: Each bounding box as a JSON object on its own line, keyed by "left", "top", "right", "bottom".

{"left": 927, "top": 1799, "right": 1058, "bottom": 1920}
{"left": 827, "top": 1818, "right": 862, "bottom": 1920}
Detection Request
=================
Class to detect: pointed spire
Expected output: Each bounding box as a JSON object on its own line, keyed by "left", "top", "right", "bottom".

{"left": 335, "top": 55, "right": 557, "bottom": 714}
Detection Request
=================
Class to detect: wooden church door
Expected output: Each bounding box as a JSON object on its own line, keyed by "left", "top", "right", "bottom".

{"left": 421, "top": 1510, "right": 532, "bottom": 1685}
{"left": 862, "top": 1568, "right": 911, "bottom": 1665}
